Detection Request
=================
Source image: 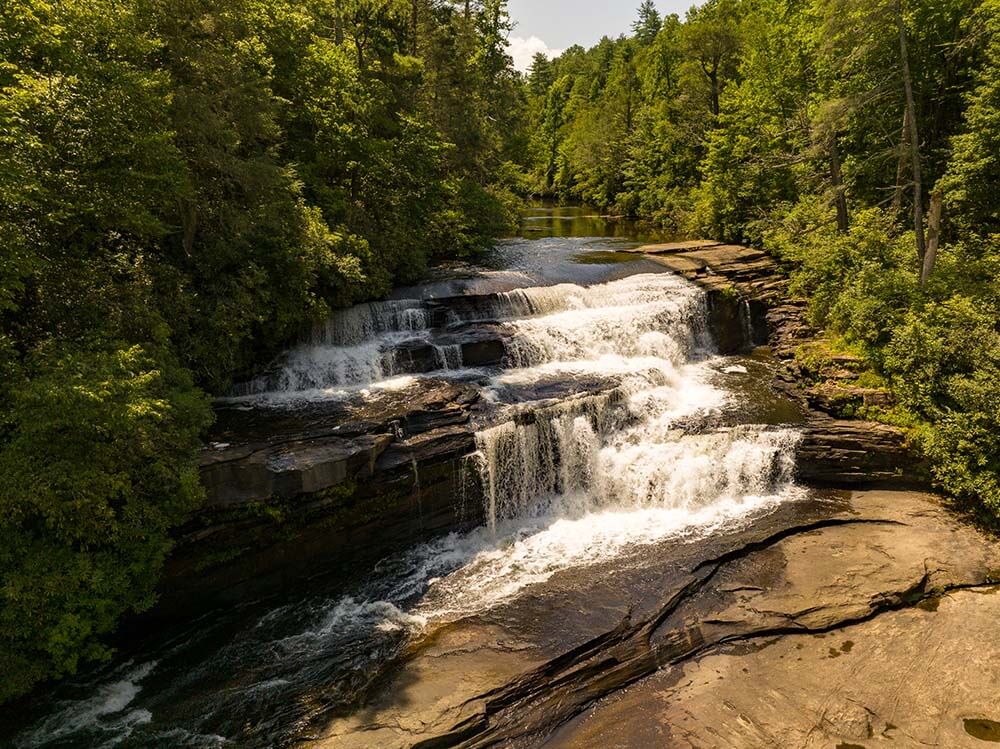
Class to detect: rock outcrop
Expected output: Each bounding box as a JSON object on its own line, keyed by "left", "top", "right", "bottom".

{"left": 158, "top": 239, "right": 927, "bottom": 615}
{"left": 160, "top": 382, "right": 485, "bottom": 613}
{"left": 796, "top": 416, "right": 924, "bottom": 486}
{"left": 299, "top": 490, "right": 1000, "bottom": 749}
{"left": 632, "top": 239, "right": 928, "bottom": 488}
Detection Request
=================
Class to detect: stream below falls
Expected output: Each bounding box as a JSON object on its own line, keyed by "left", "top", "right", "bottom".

{"left": 4, "top": 206, "right": 817, "bottom": 749}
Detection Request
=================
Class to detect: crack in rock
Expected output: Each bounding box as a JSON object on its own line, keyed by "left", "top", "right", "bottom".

{"left": 406, "top": 518, "right": 992, "bottom": 749}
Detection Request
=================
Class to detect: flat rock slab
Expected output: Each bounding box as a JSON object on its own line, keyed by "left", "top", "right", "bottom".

{"left": 549, "top": 588, "right": 1000, "bottom": 749}
{"left": 300, "top": 491, "right": 1000, "bottom": 748}
{"left": 631, "top": 240, "right": 726, "bottom": 254}
{"left": 309, "top": 623, "right": 544, "bottom": 749}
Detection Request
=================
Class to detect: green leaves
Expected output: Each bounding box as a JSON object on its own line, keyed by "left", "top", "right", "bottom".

{"left": 0, "top": 0, "right": 523, "bottom": 702}
{"left": 521, "top": 0, "right": 1000, "bottom": 528}
{"left": 0, "top": 342, "right": 210, "bottom": 700}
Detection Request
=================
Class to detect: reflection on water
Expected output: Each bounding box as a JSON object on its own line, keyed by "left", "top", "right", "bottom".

{"left": 517, "top": 203, "right": 664, "bottom": 243}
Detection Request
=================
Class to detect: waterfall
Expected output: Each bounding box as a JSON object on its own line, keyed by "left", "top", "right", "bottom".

{"left": 466, "top": 274, "right": 799, "bottom": 533}
{"left": 227, "top": 273, "right": 713, "bottom": 400}
{"left": 474, "top": 405, "right": 800, "bottom": 532}
{"left": 474, "top": 389, "right": 630, "bottom": 529}
{"left": 14, "top": 220, "right": 815, "bottom": 749}
{"left": 306, "top": 300, "right": 431, "bottom": 346}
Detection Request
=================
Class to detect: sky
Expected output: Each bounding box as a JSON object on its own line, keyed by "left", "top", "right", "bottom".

{"left": 506, "top": 0, "right": 695, "bottom": 71}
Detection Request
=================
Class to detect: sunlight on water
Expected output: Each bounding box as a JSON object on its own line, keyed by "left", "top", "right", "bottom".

{"left": 14, "top": 232, "right": 803, "bottom": 749}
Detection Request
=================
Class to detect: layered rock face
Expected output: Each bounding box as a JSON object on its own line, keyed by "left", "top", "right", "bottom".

{"left": 633, "top": 240, "right": 927, "bottom": 488}
{"left": 164, "top": 381, "right": 485, "bottom": 611}
{"left": 160, "top": 241, "right": 926, "bottom": 614}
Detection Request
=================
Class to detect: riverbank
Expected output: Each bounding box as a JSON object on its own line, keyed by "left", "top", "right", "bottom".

{"left": 300, "top": 489, "right": 1000, "bottom": 748}
{"left": 7, "top": 210, "right": 991, "bottom": 749}
{"left": 158, "top": 238, "right": 928, "bottom": 619}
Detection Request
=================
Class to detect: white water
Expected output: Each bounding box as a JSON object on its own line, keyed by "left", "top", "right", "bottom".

{"left": 227, "top": 273, "right": 712, "bottom": 400}
{"left": 229, "top": 270, "right": 803, "bottom": 640}
{"left": 15, "top": 267, "right": 805, "bottom": 749}
{"left": 14, "top": 662, "right": 157, "bottom": 748}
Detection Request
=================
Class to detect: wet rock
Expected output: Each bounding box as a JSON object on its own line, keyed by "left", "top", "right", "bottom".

{"left": 199, "top": 434, "right": 393, "bottom": 507}
{"left": 457, "top": 332, "right": 507, "bottom": 368}
{"left": 805, "top": 382, "right": 894, "bottom": 417}
{"left": 375, "top": 426, "right": 477, "bottom": 474}
{"left": 706, "top": 288, "right": 751, "bottom": 355}
{"left": 154, "top": 381, "right": 487, "bottom": 615}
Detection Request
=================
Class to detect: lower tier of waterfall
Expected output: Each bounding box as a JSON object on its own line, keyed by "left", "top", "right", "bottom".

{"left": 8, "top": 228, "right": 809, "bottom": 749}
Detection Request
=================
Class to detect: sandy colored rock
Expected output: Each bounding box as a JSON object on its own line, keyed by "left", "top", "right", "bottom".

{"left": 299, "top": 491, "right": 1000, "bottom": 748}
{"left": 548, "top": 589, "right": 1000, "bottom": 749}
{"left": 300, "top": 623, "right": 542, "bottom": 749}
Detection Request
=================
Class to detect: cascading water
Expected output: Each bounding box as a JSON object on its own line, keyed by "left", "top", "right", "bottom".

{"left": 227, "top": 272, "right": 715, "bottom": 400}
{"left": 9, "top": 218, "right": 807, "bottom": 749}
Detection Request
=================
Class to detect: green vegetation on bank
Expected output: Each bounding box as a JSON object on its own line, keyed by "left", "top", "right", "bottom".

{"left": 3, "top": 0, "right": 1000, "bottom": 706}
{"left": 523, "top": 0, "right": 1000, "bottom": 524}
{"left": 0, "top": 0, "right": 523, "bottom": 701}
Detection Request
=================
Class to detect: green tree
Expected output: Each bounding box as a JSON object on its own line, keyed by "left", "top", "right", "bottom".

{"left": 941, "top": 0, "right": 1000, "bottom": 234}
{"left": 0, "top": 0, "right": 526, "bottom": 702}
{"left": 633, "top": 0, "right": 663, "bottom": 45}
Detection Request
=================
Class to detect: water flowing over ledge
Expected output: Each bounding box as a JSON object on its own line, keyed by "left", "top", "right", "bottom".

{"left": 7, "top": 217, "right": 921, "bottom": 749}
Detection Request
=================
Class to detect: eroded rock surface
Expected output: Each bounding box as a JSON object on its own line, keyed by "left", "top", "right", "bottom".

{"left": 299, "top": 491, "right": 1000, "bottom": 749}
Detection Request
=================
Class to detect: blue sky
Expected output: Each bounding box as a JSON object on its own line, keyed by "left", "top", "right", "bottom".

{"left": 507, "top": 0, "right": 695, "bottom": 70}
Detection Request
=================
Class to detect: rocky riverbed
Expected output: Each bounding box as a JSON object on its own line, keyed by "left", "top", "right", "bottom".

{"left": 301, "top": 489, "right": 1000, "bottom": 748}
{"left": 5, "top": 206, "right": 996, "bottom": 749}
{"left": 154, "top": 233, "right": 929, "bottom": 620}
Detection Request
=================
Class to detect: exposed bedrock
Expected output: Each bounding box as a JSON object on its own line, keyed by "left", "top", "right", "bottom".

{"left": 298, "top": 490, "right": 1000, "bottom": 749}
{"left": 160, "top": 382, "right": 486, "bottom": 614}
{"left": 159, "top": 242, "right": 927, "bottom": 615}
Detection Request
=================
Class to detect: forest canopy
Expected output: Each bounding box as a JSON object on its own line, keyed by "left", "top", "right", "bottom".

{"left": 0, "top": 0, "right": 524, "bottom": 702}
{"left": 522, "top": 0, "right": 1000, "bottom": 533}
{"left": 2, "top": 0, "right": 1000, "bottom": 705}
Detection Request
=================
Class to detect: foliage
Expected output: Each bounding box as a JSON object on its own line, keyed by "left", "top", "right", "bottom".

{"left": 0, "top": 0, "right": 524, "bottom": 700}
{"left": 0, "top": 343, "right": 211, "bottom": 703}
{"left": 523, "top": 0, "right": 1000, "bottom": 526}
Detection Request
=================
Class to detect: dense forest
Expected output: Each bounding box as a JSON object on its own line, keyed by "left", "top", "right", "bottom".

{"left": 0, "top": 0, "right": 524, "bottom": 702}
{"left": 1, "top": 0, "right": 999, "bottom": 707}
{"left": 523, "top": 0, "right": 999, "bottom": 532}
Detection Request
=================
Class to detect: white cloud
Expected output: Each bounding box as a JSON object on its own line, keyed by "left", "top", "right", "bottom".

{"left": 507, "top": 36, "right": 564, "bottom": 73}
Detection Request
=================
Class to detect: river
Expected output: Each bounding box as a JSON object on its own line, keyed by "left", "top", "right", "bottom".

{"left": 4, "top": 206, "right": 814, "bottom": 748}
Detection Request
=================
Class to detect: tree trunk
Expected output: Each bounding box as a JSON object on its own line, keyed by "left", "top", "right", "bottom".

{"left": 891, "top": 106, "right": 910, "bottom": 215}
{"left": 897, "top": 0, "right": 926, "bottom": 264}
{"left": 411, "top": 0, "right": 419, "bottom": 54}
{"left": 709, "top": 70, "right": 720, "bottom": 117}
{"left": 830, "top": 132, "right": 849, "bottom": 234}
{"left": 334, "top": 0, "right": 344, "bottom": 45}
{"left": 182, "top": 202, "right": 198, "bottom": 258}
{"left": 921, "top": 191, "right": 943, "bottom": 285}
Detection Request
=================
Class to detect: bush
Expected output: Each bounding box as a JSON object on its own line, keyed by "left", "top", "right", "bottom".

{"left": 766, "top": 204, "right": 919, "bottom": 357}
{"left": 884, "top": 297, "right": 1000, "bottom": 519}
{"left": 0, "top": 342, "right": 211, "bottom": 701}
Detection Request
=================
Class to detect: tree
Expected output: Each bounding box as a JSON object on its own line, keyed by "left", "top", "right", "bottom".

{"left": 941, "top": 0, "right": 1000, "bottom": 235}
{"left": 633, "top": 0, "right": 663, "bottom": 46}
{"left": 682, "top": 0, "right": 742, "bottom": 117}
{"left": 0, "top": 0, "right": 526, "bottom": 703}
